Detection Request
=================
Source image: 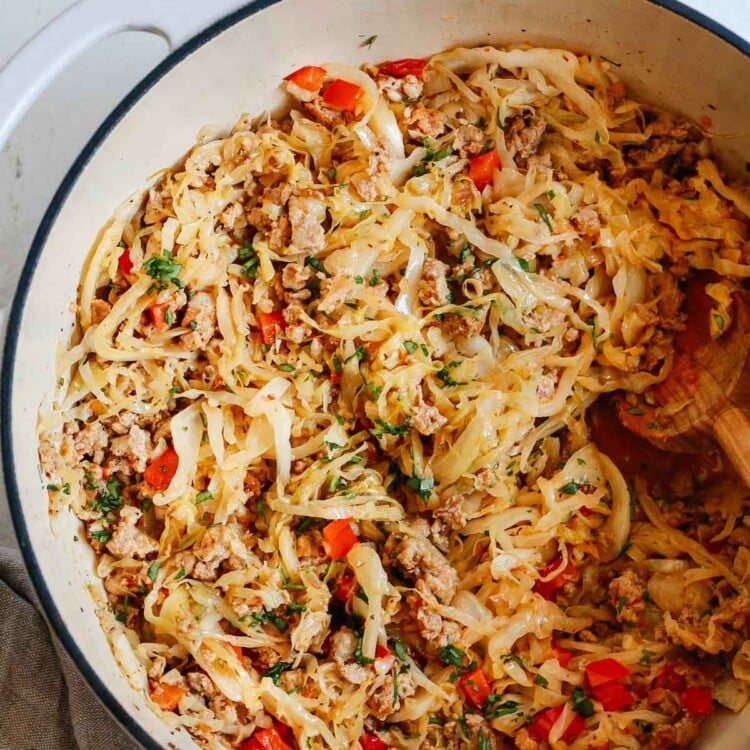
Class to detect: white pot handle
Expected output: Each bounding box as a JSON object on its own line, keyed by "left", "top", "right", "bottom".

{"left": 0, "top": 0, "right": 249, "bottom": 147}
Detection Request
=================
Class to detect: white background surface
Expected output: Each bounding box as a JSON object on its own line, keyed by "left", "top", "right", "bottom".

{"left": 0, "top": 0, "right": 748, "bottom": 548}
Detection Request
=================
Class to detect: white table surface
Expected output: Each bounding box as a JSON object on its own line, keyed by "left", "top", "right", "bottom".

{"left": 0, "top": 0, "right": 748, "bottom": 548}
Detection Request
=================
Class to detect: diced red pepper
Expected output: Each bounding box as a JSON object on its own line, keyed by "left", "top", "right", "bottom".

{"left": 333, "top": 569, "right": 355, "bottom": 602}
{"left": 528, "top": 705, "right": 584, "bottom": 742}
{"left": 680, "top": 686, "right": 713, "bottom": 717}
{"left": 585, "top": 658, "right": 632, "bottom": 688}
{"left": 143, "top": 448, "right": 179, "bottom": 491}
{"left": 592, "top": 681, "right": 634, "bottom": 711}
{"left": 655, "top": 665, "right": 686, "bottom": 692}
{"left": 283, "top": 65, "right": 326, "bottom": 92}
{"left": 322, "top": 518, "right": 358, "bottom": 559}
{"left": 359, "top": 733, "right": 388, "bottom": 750}
{"left": 377, "top": 58, "right": 427, "bottom": 79}
{"left": 150, "top": 682, "right": 186, "bottom": 711}
{"left": 257, "top": 310, "right": 286, "bottom": 347}
{"left": 458, "top": 667, "right": 491, "bottom": 709}
{"left": 375, "top": 644, "right": 391, "bottom": 659}
{"left": 468, "top": 149, "right": 501, "bottom": 191}
{"left": 118, "top": 247, "right": 133, "bottom": 275}
{"left": 552, "top": 643, "right": 573, "bottom": 668}
{"left": 322, "top": 79, "right": 364, "bottom": 111}
{"left": 534, "top": 555, "right": 579, "bottom": 599}
{"left": 230, "top": 643, "right": 244, "bottom": 660}
{"left": 149, "top": 303, "right": 167, "bottom": 332}
{"left": 238, "top": 723, "right": 294, "bottom": 750}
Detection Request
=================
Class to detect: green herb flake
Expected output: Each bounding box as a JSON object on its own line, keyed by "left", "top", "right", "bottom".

{"left": 306, "top": 256, "right": 331, "bottom": 277}
{"left": 327, "top": 166, "right": 337, "bottom": 181}
{"left": 438, "top": 644, "right": 465, "bottom": 667}
{"left": 174, "top": 566, "right": 187, "bottom": 580}
{"left": 362, "top": 34, "right": 377, "bottom": 49}
{"left": 95, "top": 477, "right": 123, "bottom": 515}
{"left": 714, "top": 312, "right": 725, "bottom": 331}
{"left": 595, "top": 130, "right": 601, "bottom": 144}
{"left": 638, "top": 649, "right": 656, "bottom": 666}
{"left": 147, "top": 560, "right": 160, "bottom": 582}
{"left": 535, "top": 674, "right": 549, "bottom": 687}
{"left": 143, "top": 250, "right": 184, "bottom": 289}
{"left": 46, "top": 484, "right": 60, "bottom": 492}
{"left": 279, "top": 363, "right": 296, "bottom": 373}
{"left": 195, "top": 490, "right": 213, "bottom": 505}
{"left": 517, "top": 257, "right": 531, "bottom": 273}
{"left": 477, "top": 729, "right": 492, "bottom": 750}
{"left": 262, "top": 659, "right": 294, "bottom": 686}
{"left": 164, "top": 306, "right": 174, "bottom": 326}
{"left": 560, "top": 482, "right": 580, "bottom": 495}
{"left": 403, "top": 340, "right": 418, "bottom": 355}
{"left": 483, "top": 696, "right": 520, "bottom": 720}
{"left": 237, "top": 244, "right": 259, "bottom": 279}
{"left": 407, "top": 472, "right": 434, "bottom": 500}
{"left": 571, "top": 686, "right": 595, "bottom": 718}
{"left": 90, "top": 529, "right": 111, "bottom": 543}
{"left": 392, "top": 639, "right": 407, "bottom": 661}
{"left": 626, "top": 406, "right": 646, "bottom": 416}
{"left": 534, "top": 202, "right": 554, "bottom": 231}
{"left": 369, "top": 417, "right": 411, "bottom": 439}
{"left": 251, "top": 610, "right": 289, "bottom": 633}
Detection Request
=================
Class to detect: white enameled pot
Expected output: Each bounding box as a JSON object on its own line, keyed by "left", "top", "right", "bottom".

{"left": 2, "top": 1, "right": 749, "bottom": 747}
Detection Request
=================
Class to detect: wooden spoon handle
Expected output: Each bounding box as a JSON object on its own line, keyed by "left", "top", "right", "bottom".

{"left": 713, "top": 406, "right": 750, "bottom": 488}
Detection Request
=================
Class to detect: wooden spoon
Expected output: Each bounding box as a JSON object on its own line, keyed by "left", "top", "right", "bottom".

{"left": 615, "top": 274, "right": 750, "bottom": 487}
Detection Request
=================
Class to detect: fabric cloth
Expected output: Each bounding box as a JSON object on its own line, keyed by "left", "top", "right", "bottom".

{"left": 0, "top": 547, "right": 138, "bottom": 750}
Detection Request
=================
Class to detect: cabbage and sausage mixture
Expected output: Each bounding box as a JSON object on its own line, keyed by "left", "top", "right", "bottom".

{"left": 40, "top": 46, "right": 750, "bottom": 750}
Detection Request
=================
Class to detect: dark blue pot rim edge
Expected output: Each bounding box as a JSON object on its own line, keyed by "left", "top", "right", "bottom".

{"left": 2, "top": 1, "right": 747, "bottom": 749}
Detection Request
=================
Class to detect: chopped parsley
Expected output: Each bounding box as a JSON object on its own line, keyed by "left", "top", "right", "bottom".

{"left": 146, "top": 560, "right": 160, "bottom": 582}
{"left": 143, "top": 250, "right": 184, "bottom": 289}
{"left": 483, "top": 696, "right": 520, "bottom": 719}
{"left": 237, "top": 244, "right": 259, "bottom": 278}
{"left": 194, "top": 490, "right": 213, "bottom": 504}
{"left": 251, "top": 610, "right": 289, "bottom": 633}
{"left": 362, "top": 34, "right": 377, "bottom": 49}
{"left": 344, "top": 346, "right": 368, "bottom": 364}
{"left": 174, "top": 566, "right": 187, "bottom": 580}
{"left": 403, "top": 340, "right": 419, "bottom": 355}
{"left": 262, "top": 659, "right": 294, "bottom": 686}
{"left": 638, "top": 649, "right": 656, "bottom": 666}
{"left": 438, "top": 644, "right": 466, "bottom": 667}
{"left": 534, "top": 202, "right": 554, "bottom": 232}
{"left": 436, "top": 367, "right": 465, "bottom": 387}
{"left": 560, "top": 482, "right": 580, "bottom": 495}
{"left": 115, "top": 595, "right": 131, "bottom": 623}
{"left": 306, "top": 256, "right": 331, "bottom": 277}
{"left": 354, "top": 629, "right": 374, "bottom": 665}
{"left": 458, "top": 242, "right": 471, "bottom": 262}
{"left": 391, "top": 639, "right": 407, "bottom": 661}
{"left": 279, "top": 363, "right": 296, "bottom": 373}
{"left": 369, "top": 417, "right": 411, "bottom": 438}
{"left": 412, "top": 137, "right": 454, "bottom": 176}
{"left": 94, "top": 477, "right": 123, "bottom": 515}
{"left": 90, "top": 529, "right": 111, "bottom": 543}
{"left": 535, "top": 674, "right": 549, "bottom": 687}
{"left": 407, "top": 471, "right": 434, "bottom": 500}
{"left": 616, "top": 596, "right": 628, "bottom": 614}
{"left": 713, "top": 312, "right": 725, "bottom": 331}
{"left": 517, "top": 257, "right": 531, "bottom": 273}
{"left": 571, "top": 686, "right": 595, "bottom": 718}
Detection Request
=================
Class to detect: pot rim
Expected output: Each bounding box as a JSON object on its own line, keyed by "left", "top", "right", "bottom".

{"left": 3, "top": 1, "right": 748, "bottom": 747}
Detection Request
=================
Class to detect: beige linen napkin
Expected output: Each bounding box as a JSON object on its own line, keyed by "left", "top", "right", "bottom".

{"left": 0, "top": 547, "right": 138, "bottom": 750}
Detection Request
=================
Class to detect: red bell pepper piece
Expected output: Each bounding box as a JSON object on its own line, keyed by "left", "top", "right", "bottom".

{"left": 257, "top": 310, "right": 285, "bottom": 347}
{"left": 118, "top": 247, "right": 133, "bottom": 275}
{"left": 333, "top": 569, "right": 355, "bottom": 602}
{"left": 528, "top": 705, "right": 584, "bottom": 742}
{"left": 238, "top": 723, "right": 294, "bottom": 750}
{"left": 322, "top": 79, "right": 364, "bottom": 111}
{"left": 592, "top": 681, "right": 634, "bottom": 711}
{"left": 283, "top": 65, "right": 326, "bottom": 92}
{"left": 468, "top": 149, "right": 500, "bottom": 191}
{"left": 377, "top": 58, "right": 427, "bottom": 79}
{"left": 585, "top": 658, "right": 632, "bottom": 688}
{"left": 322, "top": 518, "right": 358, "bottom": 559}
{"left": 534, "top": 555, "right": 579, "bottom": 599}
{"left": 143, "top": 448, "right": 179, "bottom": 491}
{"left": 680, "top": 686, "right": 713, "bottom": 717}
{"left": 149, "top": 303, "right": 167, "bottom": 332}
{"left": 552, "top": 643, "right": 573, "bottom": 668}
{"left": 458, "top": 667, "right": 491, "bottom": 709}
{"left": 655, "top": 665, "right": 686, "bottom": 692}
{"left": 359, "top": 733, "right": 388, "bottom": 750}
{"left": 150, "top": 682, "right": 186, "bottom": 711}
